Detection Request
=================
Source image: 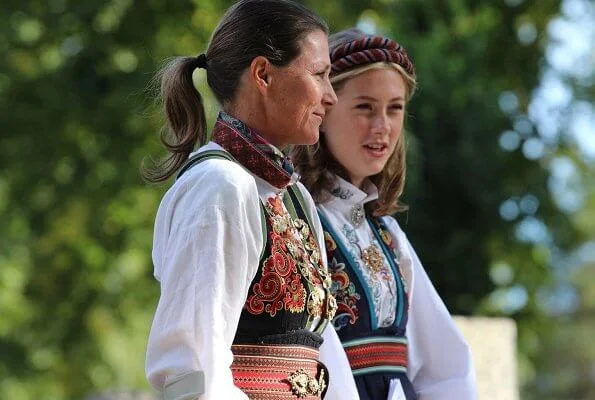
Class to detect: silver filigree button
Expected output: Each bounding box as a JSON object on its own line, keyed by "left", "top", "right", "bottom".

{"left": 350, "top": 204, "right": 365, "bottom": 227}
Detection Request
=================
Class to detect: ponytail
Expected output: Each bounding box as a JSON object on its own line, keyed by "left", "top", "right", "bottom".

{"left": 142, "top": 57, "right": 207, "bottom": 182}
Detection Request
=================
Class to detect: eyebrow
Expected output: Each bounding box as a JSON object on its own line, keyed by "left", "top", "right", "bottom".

{"left": 353, "top": 95, "right": 405, "bottom": 102}
{"left": 314, "top": 63, "right": 331, "bottom": 71}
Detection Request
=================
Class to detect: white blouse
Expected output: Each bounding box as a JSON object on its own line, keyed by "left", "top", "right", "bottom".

{"left": 317, "top": 177, "right": 478, "bottom": 400}
{"left": 145, "top": 142, "right": 359, "bottom": 400}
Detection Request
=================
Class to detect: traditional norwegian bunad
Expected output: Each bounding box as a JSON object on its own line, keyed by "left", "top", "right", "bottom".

{"left": 318, "top": 177, "right": 476, "bottom": 400}
{"left": 146, "top": 112, "right": 359, "bottom": 400}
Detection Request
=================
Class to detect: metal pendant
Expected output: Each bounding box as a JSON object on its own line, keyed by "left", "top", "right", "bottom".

{"left": 361, "top": 244, "right": 384, "bottom": 274}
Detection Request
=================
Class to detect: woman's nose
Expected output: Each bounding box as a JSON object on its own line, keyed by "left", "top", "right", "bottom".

{"left": 322, "top": 78, "right": 338, "bottom": 108}
{"left": 371, "top": 113, "right": 390, "bottom": 134}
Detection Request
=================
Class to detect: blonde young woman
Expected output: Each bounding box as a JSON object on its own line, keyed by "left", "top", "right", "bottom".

{"left": 292, "top": 28, "right": 477, "bottom": 400}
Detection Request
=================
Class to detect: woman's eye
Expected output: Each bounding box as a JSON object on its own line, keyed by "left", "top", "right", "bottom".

{"left": 390, "top": 104, "right": 404, "bottom": 111}
{"left": 355, "top": 104, "right": 372, "bottom": 110}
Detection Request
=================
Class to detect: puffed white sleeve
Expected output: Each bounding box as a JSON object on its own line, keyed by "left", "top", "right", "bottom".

{"left": 294, "top": 183, "right": 359, "bottom": 400}
{"left": 145, "top": 160, "right": 264, "bottom": 400}
{"left": 385, "top": 219, "right": 477, "bottom": 400}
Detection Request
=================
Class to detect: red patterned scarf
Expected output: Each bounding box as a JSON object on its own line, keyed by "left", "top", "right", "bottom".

{"left": 211, "top": 111, "right": 298, "bottom": 189}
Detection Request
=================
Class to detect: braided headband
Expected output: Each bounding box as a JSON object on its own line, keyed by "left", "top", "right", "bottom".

{"left": 330, "top": 36, "right": 415, "bottom": 77}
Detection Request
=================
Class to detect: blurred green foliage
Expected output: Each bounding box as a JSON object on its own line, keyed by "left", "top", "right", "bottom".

{"left": 0, "top": 0, "right": 593, "bottom": 399}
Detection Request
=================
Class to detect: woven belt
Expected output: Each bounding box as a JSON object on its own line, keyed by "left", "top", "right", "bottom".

{"left": 343, "top": 336, "right": 408, "bottom": 376}
{"left": 231, "top": 344, "right": 327, "bottom": 400}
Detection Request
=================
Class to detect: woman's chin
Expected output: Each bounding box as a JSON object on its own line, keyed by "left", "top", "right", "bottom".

{"left": 295, "top": 130, "right": 320, "bottom": 146}
{"left": 363, "top": 163, "right": 386, "bottom": 178}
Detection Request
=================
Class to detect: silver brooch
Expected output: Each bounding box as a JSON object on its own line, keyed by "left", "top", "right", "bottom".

{"left": 350, "top": 204, "right": 365, "bottom": 227}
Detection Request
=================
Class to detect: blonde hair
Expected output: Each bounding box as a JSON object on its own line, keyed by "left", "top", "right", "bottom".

{"left": 331, "top": 62, "right": 416, "bottom": 101}
{"left": 291, "top": 38, "right": 417, "bottom": 216}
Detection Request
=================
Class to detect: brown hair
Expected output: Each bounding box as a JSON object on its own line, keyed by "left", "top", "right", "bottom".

{"left": 143, "top": 0, "right": 328, "bottom": 182}
{"left": 291, "top": 28, "right": 417, "bottom": 216}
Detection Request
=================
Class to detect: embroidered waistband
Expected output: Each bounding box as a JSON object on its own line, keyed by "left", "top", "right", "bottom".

{"left": 231, "top": 344, "right": 327, "bottom": 399}
{"left": 342, "top": 336, "right": 408, "bottom": 376}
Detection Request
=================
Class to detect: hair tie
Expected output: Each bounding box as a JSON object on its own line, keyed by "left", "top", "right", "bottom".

{"left": 195, "top": 53, "right": 208, "bottom": 69}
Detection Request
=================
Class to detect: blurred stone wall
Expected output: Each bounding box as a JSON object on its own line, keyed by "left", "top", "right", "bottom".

{"left": 454, "top": 316, "right": 519, "bottom": 400}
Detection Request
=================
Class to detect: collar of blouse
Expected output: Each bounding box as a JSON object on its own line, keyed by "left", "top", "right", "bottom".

{"left": 323, "top": 176, "right": 379, "bottom": 228}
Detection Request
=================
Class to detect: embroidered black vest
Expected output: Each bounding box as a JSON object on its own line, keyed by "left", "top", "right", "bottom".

{"left": 234, "top": 187, "right": 335, "bottom": 348}
{"left": 319, "top": 213, "right": 419, "bottom": 400}
{"left": 178, "top": 150, "right": 336, "bottom": 350}
{"left": 318, "top": 213, "right": 409, "bottom": 341}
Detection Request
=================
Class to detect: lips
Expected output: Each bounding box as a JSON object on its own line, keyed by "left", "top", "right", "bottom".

{"left": 312, "top": 112, "right": 325, "bottom": 126}
{"left": 363, "top": 142, "right": 389, "bottom": 157}
{"left": 363, "top": 143, "right": 388, "bottom": 151}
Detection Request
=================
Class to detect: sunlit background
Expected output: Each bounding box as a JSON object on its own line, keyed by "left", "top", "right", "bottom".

{"left": 1, "top": 0, "right": 593, "bottom": 399}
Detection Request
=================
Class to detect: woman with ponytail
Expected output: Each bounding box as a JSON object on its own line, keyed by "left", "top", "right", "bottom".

{"left": 292, "top": 28, "right": 477, "bottom": 400}
{"left": 144, "top": 1, "right": 358, "bottom": 399}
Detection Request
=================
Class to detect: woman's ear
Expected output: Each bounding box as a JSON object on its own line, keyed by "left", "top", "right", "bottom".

{"left": 249, "top": 56, "right": 271, "bottom": 95}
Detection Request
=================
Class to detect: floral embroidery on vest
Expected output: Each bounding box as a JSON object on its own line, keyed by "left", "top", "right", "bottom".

{"left": 324, "top": 231, "right": 361, "bottom": 330}
{"left": 246, "top": 228, "right": 307, "bottom": 317}
{"left": 246, "top": 195, "right": 336, "bottom": 320}
{"left": 340, "top": 223, "right": 397, "bottom": 327}
{"left": 376, "top": 223, "right": 408, "bottom": 293}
